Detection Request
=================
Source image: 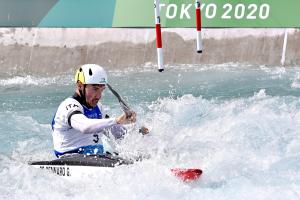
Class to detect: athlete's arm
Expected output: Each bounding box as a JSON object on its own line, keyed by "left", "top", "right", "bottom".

{"left": 70, "top": 113, "right": 117, "bottom": 134}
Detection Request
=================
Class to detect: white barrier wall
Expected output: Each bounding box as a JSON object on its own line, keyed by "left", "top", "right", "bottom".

{"left": 0, "top": 28, "right": 299, "bottom": 75}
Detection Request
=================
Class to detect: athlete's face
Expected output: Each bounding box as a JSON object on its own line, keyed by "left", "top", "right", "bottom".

{"left": 84, "top": 84, "right": 106, "bottom": 107}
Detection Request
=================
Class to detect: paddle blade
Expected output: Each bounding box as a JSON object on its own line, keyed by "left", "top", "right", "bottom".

{"left": 139, "top": 126, "right": 150, "bottom": 135}
{"left": 171, "top": 168, "right": 202, "bottom": 182}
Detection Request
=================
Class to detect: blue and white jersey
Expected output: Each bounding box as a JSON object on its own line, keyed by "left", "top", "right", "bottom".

{"left": 52, "top": 96, "right": 109, "bottom": 157}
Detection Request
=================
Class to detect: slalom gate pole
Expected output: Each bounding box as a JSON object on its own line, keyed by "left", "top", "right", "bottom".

{"left": 154, "top": 0, "right": 164, "bottom": 72}
{"left": 281, "top": 29, "right": 288, "bottom": 66}
{"left": 195, "top": 0, "right": 203, "bottom": 53}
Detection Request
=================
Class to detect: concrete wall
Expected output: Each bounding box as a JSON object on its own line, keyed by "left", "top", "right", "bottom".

{"left": 0, "top": 28, "right": 299, "bottom": 76}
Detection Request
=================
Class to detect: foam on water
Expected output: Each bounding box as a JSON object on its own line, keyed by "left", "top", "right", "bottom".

{"left": 1, "top": 64, "right": 300, "bottom": 199}
{"left": 0, "top": 75, "right": 73, "bottom": 87}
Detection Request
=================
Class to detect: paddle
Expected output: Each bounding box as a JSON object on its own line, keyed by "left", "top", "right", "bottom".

{"left": 107, "top": 83, "right": 149, "bottom": 135}
{"left": 106, "top": 83, "right": 202, "bottom": 182}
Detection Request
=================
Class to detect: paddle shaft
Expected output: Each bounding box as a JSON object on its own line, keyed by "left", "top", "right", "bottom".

{"left": 107, "top": 83, "right": 149, "bottom": 135}
{"left": 107, "top": 83, "right": 132, "bottom": 117}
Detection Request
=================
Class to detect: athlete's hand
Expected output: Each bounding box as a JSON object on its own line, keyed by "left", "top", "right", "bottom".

{"left": 126, "top": 111, "right": 136, "bottom": 123}
{"left": 116, "top": 111, "right": 136, "bottom": 124}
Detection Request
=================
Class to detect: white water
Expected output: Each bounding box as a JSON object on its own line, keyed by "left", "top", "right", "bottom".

{"left": 1, "top": 64, "right": 300, "bottom": 199}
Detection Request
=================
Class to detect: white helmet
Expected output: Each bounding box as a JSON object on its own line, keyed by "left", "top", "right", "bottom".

{"left": 75, "top": 64, "right": 108, "bottom": 85}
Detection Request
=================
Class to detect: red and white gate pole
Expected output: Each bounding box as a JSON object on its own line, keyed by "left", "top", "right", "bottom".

{"left": 154, "top": 0, "right": 164, "bottom": 72}
{"left": 195, "top": 0, "right": 203, "bottom": 53}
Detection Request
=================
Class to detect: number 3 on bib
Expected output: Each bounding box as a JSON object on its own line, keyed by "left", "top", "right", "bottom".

{"left": 93, "top": 134, "right": 99, "bottom": 143}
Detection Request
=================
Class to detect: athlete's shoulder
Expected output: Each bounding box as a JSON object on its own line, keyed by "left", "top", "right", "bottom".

{"left": 58, "top": 97, "right": 83, "bottom": 113}
{"left": 97, "top": 102, "right": 107, "bottom": 115}
{"left": 97, "top": 102, "right": 103, "bottom": 110}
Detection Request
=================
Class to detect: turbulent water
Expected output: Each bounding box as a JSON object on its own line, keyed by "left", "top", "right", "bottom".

{"left": 1, "top": 64, "right": 300, "bottom": 200}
